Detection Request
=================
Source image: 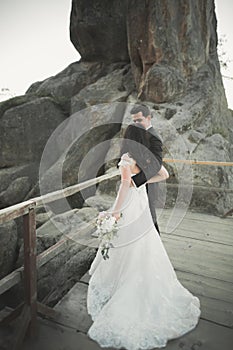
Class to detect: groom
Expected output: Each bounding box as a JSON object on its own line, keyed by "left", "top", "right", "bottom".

{"left": 129, "top": 105, "right": 163, "bottom": 234}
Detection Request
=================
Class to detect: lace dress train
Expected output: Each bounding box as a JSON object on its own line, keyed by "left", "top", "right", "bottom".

{"left": 87, "top": 184, "right": 201, "bottom": 350}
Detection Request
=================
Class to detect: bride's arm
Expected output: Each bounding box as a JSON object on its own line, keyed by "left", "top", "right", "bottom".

{"left": 146, "top": 165, "right": 169, "bottom": 183}
{"left": 111, "top": 164, "right": 131, "bottom": 221}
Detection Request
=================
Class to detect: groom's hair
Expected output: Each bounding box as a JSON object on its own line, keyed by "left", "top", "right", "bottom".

{"left": 130, "top": 104, "right": 151, "bottom": 118}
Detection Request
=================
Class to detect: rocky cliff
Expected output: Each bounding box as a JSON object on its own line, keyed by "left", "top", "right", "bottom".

{"left": 0, "top": 0, "right": 232, "bottom": 305}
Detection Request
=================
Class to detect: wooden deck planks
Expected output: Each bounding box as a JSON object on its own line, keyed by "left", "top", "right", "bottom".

{"left": 157, "top": 210, "right": 233, "bottom": 328}
{"left": 175, "top": 270, "right": 233, "bottom": 304}
{"left": 197, "top": 295, "right": 233, "bottom": 328}
{"left": 31, "top": 211, "right": 233, "bottom": 334}
{"left": 159, "top": 210, "right": 233, "bottom": 245}
{"left": 175, "top": 271, "right": 233, "bottom": 327}
{"left": 54, "top": 282, "right": 91, "bottom": 333}
{"left": 162, "top": 235, "right": 233, "bottom": 283}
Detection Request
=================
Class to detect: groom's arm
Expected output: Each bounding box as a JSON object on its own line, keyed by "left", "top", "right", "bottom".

{"left": 132, "top": 170, "right": 147, "bottom": 187}
{"left": 132, "top": 160, "right": 162, "bottom": 187}
{"left": 146, "top": 165, "right": 169, "bottom": 183}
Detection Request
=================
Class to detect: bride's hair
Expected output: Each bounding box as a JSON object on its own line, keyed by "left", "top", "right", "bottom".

{"left": 121, "top": 125, "right": 150, "bottom": 169}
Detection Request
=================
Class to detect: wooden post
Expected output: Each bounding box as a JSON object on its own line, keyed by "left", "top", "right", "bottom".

{"left": 23, "top": 205, "right": 37, "bottom": 336}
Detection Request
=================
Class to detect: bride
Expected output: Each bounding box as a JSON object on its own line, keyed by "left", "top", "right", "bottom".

{"left": 87, "top": 125, "right": 201, "bottom": 350}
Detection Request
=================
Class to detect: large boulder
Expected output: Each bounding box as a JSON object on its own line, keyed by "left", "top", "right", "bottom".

{"left": 26, "top": 61, "right": 129, "bottom": 112}
{"left": 0, "top": 176, "right": 31, "bottom": 208}
{"left": 0, "top": 163, "right": 38, "bottom": 194}
{"left": 71, "top": 65, "right": 135, "bottom": 113}
{"left": 0, "top": 97, "right": 67, "bottom": 168}
{"left": 126, "top": 0, "right": 219, "bottom": 102}
{"left": 70, "top": 0, "right": 129, "bottom": 62}
{"left": 141, "top": 64, "right": 186, "bottom": 103}
{"left": 142, "top": 104, "right": 232, "bottom": 215}
{"left": 27, "top": 102, "right": 126, "bottom": 213}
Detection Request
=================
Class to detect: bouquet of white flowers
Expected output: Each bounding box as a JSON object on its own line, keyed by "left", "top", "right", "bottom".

{"left": 96, "top": 211, "right": 120, "bottom": 260}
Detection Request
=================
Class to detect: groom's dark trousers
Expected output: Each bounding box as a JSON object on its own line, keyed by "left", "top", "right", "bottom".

{"left": 146, "top": 182, "right": 160, "bottom": 235}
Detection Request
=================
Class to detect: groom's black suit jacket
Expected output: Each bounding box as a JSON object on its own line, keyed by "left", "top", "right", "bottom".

{"left": 132, "top": 126, "right": 163, "bottom": 187}
{"left": 120, "top": 125, "right": 163, "bottom": 232}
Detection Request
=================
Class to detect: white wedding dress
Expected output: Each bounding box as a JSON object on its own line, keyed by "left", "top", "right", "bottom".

{"left": 87, "top": 175, "right": 201, "bottom": 349}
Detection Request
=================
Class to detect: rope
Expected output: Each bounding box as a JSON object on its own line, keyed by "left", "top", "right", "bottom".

{"left": 163, "top": 158, "right": 233, "bottom": 166}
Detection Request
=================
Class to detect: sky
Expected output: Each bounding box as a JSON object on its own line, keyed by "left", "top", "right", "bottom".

{"left": 215, "top": 0, "right": 233, "bottom": 109}
{"left": 0, "top": 0, "right": 233, "bottom": 108}
{"left": 0, "top": 0, "right": 79, "bottom": 99}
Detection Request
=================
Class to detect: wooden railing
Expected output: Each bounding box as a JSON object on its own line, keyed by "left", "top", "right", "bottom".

{"left": 0, "top": 158, "right": 232, "bottom": 349}
{"left": 0, "top": 169, "right": 119, "bottom": 350}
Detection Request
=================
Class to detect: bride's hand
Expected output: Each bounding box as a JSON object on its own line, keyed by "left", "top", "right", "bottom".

{"left": 121, "top": 153, "right": 140, "bottom": 173}
{"left": 112, "top": 212, "right": 121, "bottom": 221}
{"left": 121, "top": 152, "right": 132, "bottom": 161}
